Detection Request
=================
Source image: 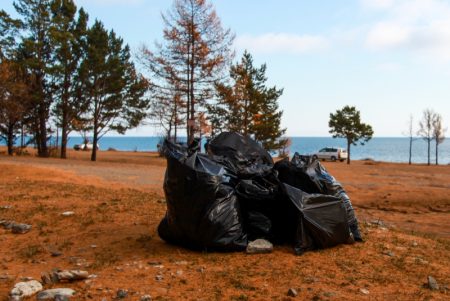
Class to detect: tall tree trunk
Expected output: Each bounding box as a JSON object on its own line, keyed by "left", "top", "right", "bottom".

{"left": 38, "top": 104, "right": 48, "bottom": 157}
{"left": 61, "top": 122, "right": 68, "bottom": 159}
{"left": 435, "top": 141, "right": 438, "bottom": 165}
{"left": 427, "top": 138, "right": 430, "bottom": 165}
{"left": 347, "top": 139, "right": 351, "bottom": 165}
{"left": 408, "top": 136, "right": 412, "bottom": 165}
{"left": 91, "top": 101, "right": 98, "bottom": 162}
{"left": 7, "top": 124, "right": 14, "bottom": 156}
{"left": 91, "top": 128, "right": 98, "bottom": 162}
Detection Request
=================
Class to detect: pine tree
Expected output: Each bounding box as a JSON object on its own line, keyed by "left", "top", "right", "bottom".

{"left": 213, "top": 51, "right": 286, "bottom": 151}
{"left": 49, "top": 0, "right": 89, "bottom": 159}
{"left": 140, "top": 0, "right": 234, "bottom": 143}
{"left": 14, "top": 0, "right": 54, "bottom": 157}
{"left": 79, "top": 21, "right": 149, "bottom": 161}
{"left": 329, "top": 106, "right": 374, "bottom": 164}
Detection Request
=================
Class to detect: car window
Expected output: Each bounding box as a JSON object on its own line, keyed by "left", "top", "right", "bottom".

{"left": 319, "top": 148, "right": 326, "bottom": 152}
{"left": 330, "top": 148, "right": 337, "bottom": 152}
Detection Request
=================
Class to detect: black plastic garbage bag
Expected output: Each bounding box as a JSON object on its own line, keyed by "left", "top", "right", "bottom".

{"left": 281, "top": 183, "right": 350, "bottom": 254}
{"left": 158, "top": 141, "right": 247, "bottom": 251}
{"left": 208, "top": 132, "right": 273, "bottom": 178}
{"left": 235, "top": 179, "right": 277, "bottom": 240}
{"left": 274, "top": 153, "right": 362, "bottom": 241}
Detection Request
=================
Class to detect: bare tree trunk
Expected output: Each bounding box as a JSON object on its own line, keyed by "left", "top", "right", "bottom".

{"left": 7, "top": 124, "right": 14, "bottom": 156}
{"left": 427, "top": 138, "right": 430, "bottom": 165}
{"left": 408, "top": 136, "right": 412, "bottom": 165}
{"left": 435, "top": 141, "right": 438, "bottom": 165}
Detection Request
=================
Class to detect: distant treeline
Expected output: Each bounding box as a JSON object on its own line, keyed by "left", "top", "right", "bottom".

{"left": 0, "top": 0, "right": 287, "bottom": 161}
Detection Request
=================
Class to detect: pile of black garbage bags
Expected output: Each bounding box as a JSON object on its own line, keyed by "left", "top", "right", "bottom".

{"left": 158, "top": 132, "right": 362, "bottom": 255}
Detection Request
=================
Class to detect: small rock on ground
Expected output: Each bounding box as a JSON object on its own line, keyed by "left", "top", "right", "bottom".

{"left": 140, "top": 295, "right": 152, "bottom": 301}
{"left": 287, "top": 288, "right": 298, "bottom": 297}
{"left": 11, "top": 223, "right": 32, "bottom": 234}
{"left": 10, "top": 280, "right": 43, "bottom": 299}
{"left": 116, "top": 289, "right": 128, "bottom": 299}
{"left": 61, "top": 211, "right": 75, "bottom": 217}
{"left": 360, "top": 288, "right": 370, "bottom": 295}
{"left": 246, "top": 239, "right": 273, "bottom": 254}
{"left": 36, "top": 288, "right": 75, "bottom": 300}
{"left": 427, "top": 276, "right": 439, "bottom": 290}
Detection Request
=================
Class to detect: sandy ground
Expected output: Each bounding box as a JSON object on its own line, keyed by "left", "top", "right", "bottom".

{"left": 0, "top": 148, "right": 449, "bottom": 300}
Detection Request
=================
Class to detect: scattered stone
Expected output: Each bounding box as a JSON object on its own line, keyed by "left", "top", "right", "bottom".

{"left": 287, "top": 288, "right": 298, "bottom": 297}
{"left": 176, "top": 270, "right": 183, "bottom": 276}
{"left": 41, "top": 270, "right": 89, "bottom": 284}
{"left": 50, "top": 250, "right": 62, "bottom": 257}
{"left": 116, "top": 289, "right": 128, "bottom": 299}
{"left": 412, "top": 241, "right": 418, "bottom": 247}
{"left": 246, "top": 239, "right": 273, "bottom": 254}
{"left": 155, "top": 274, "right": 164, "bottom": 281}
{"left": 36, "top": 288, "right": 75, "bottom": 300}
{"left": 0, "top": 205, "right": 12, "bottom": 209}
{"left": 61, "top": 211, "right": 75, "bottom": 217}
{"left": 9, "top": 280, "right": 43, "bottom": 300}
{"left": 427, "top": 276, "right": 439, "bottom": 290}
{"left": 382, "top": 250, "right": 395, "bottom": 257}
{"left": 11, "top": 223, "right": 32, "bottom": 234}
{"left": 140, "top": 295, "right": 152, "bottom": 301}
{"left": 147, "top": 261, "right": 162, "bottom": 266}
{"left": 90, "top": 245, "right": 97, "bottom": 248}
{"left": 359, "top": 288, "right": 369, "bottom": 295}
{"left": 0, "top": 220, "right": 14, "bottom": 229}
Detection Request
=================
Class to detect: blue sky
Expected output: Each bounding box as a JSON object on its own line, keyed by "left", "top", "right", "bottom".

{"left": 3, "top": 0, "right": 450, "bottom": 137}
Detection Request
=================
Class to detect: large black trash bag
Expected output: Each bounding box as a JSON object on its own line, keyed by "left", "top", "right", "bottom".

{"left": 208, "top": 132, "right": 273, "bottom": 178}
{"left": 281, "top": 183, "right": 350, "bottom": 254}
{"left": 274, "top": 153, "right": 363, "bottom": 241}
{"left": 158, "top": 140, "right": 247, "bottom": 251}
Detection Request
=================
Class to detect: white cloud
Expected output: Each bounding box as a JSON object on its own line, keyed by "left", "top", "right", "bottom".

{"left": 361, "top": 0, "right": 450, "bottom": 62}
{"left": 235, "top": 33, "right": 329, "bottom": 55}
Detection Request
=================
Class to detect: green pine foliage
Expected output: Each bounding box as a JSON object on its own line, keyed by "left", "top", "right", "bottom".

{"left": 212, "top": 51, "right": 286, "bottom": 151}
{"left": 329, "top": 105, "right": 374, "bottom": 164}
{"left": 79, "top": 21, "right": 150, "bottom": 161}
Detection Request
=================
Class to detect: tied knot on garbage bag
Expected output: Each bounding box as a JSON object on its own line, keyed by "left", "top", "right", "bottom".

{"left": 157, "top": 132, "right": 362, "bottom": 254}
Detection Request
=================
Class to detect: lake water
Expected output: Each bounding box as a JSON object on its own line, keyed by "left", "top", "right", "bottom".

{"left": 7, "top": 136, "right": 450, "bottom": 164}
{"left": 2, "top": 136, "right": 449, "bottom": 164}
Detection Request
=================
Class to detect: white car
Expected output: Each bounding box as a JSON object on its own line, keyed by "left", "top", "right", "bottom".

{"left": 73, "top": 143, "right": 99, "bottom": 151}
{"left": 312, "top": 147, "right": 347, "bottom": 162}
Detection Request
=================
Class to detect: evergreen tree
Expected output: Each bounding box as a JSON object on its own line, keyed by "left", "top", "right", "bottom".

{"left": 329, "top": 105, "right": 374, "bottom": 164}
{"left": 213, "top": 51, "right": 286, "bottom": 151}
{"left": 49, "top": 0, "right": 88, "bottom": 158}
{"left": 14, "top": 0, "right": 54, "bottom": 157}
{"left": 79, "top": 21, "right": 150, "bottom": 161}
